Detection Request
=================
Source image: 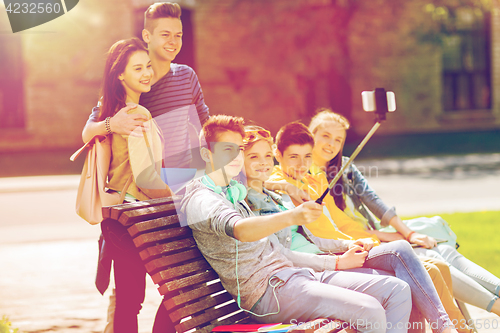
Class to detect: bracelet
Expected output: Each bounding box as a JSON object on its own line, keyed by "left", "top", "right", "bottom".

{"left": 105, "top": 117, "right": 113, "bottom": 135}
{"left": 335, "top": 256, "right": 340, "bottom": 271}
{"left": 405, "top": 231, "right": 415, "bottom": 241}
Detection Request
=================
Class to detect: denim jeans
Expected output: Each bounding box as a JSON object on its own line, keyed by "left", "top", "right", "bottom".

{"left": 363, "top": 240, "right": 452, "bottom": 333}
{"left": 251, "top": 267, "right": 411, "bottom": 333}
{"left": 414, "top": 244, "right": 499, "bottom": 312}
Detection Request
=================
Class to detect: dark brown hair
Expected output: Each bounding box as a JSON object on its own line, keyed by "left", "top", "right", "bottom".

{"left": 201, "top": 115, "right": 245, "bottom": 151}
{"left": 144, "top": 2, "right": 182, "bottom": 32}
{"left": 275, "top": 121, "right": 314, "bottom": 154}
{"left": 98, "top": 38, "right": 147, "bottom": 121}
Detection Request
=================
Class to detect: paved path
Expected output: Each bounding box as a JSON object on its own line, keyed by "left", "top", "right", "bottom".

{"left": 0, "top": 189, "right": 162, "bottom": 333}
{"left": 0, "top": 153, "right": 499, "bottom": 332}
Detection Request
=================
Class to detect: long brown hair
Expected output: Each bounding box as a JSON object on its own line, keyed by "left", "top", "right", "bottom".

{"left": 309, "top": 108, "right": 350, "bottom": 211}
{"left": 98, "top": 38, "right": 148, "bottom": 121}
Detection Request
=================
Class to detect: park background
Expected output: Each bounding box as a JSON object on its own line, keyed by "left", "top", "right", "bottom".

{"left": 0, "top": 0, "right": 499, "bottom": 332}
{"left": 1, "top": 0, "right": 500, "bottom": 173}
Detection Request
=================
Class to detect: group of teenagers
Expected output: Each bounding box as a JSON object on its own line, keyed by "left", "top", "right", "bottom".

{"left": 80, "top": 2, "right": 500, "bottom": 333}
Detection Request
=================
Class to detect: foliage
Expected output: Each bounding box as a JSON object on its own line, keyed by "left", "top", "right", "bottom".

{"left": 417, "top": 0, "right": 496, "bottom": 44}
{"left": 0, "top": 316, "right": 18, "bottom": 333}
{"left": 402, "top": 210, "right": 500, "bottom": 278}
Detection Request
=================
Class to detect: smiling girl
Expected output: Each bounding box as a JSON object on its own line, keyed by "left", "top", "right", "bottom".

{"left": 308, "top": 108, "right": 500, "bottom": 320}
{"left": 98, "top": 37, "right": 173, "bottom": 333}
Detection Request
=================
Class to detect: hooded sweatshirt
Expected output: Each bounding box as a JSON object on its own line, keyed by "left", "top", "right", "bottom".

{"left": 180, "top": 178, "right": 294, "bottom": 310}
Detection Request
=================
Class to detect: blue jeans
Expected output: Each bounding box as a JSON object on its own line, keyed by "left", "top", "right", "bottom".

{"left": 251, "top": 267, "right": 411, "bottom": 333}
{"left": 363, "top": 240, "right": 452, "bottom": 333}
{"left": 415, "top": 244, "right": 499, "bottom": 312}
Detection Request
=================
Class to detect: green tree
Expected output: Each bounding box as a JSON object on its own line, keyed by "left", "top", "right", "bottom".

{"left": 0, "top": 316, "right": 18, "bottom": 333}
{"left": 418, "top": 0, "right": 496, "bottom": 44}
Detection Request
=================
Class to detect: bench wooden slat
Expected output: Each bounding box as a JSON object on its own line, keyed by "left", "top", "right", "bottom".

{"left": 182, "top": 311, "right": 248, "bottom": 333}
{"left": 150, "top": 259, "right": 211, "bottom": 285}
{"left": 144, "top": 248, "right": 203, "bottom": 274}
{"left": 104, "top": 197, "right": 357, "bottom": 333}
{"left": 139, "top": 238, "right": 197, "bottom": 261}
{"left": 102, "top": 196, "right": 178, "bottom": 220}
{"left": 119, "top": 201, "right": 180, "bottom": 226}
{"left": 175, "top": 302, "right": 242, "bottom": 333}
{"left": 169, "top": 292, "right": 234, "bottom": 323}
{"left": 158, "top": 270, "right": 219, "bottom": 295}
{"left": 128, "top": 215, "right": 180, "bottom": 237}
{"left": 165, "top": 282, "right": 226, "bottom": 310}
{"left": 132, "top": 227, "right": 192, "bottom": 248}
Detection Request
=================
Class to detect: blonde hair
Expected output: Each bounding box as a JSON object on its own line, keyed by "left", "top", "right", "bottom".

{"left": 309, "top": 108, "right": 350, "bottom": 134}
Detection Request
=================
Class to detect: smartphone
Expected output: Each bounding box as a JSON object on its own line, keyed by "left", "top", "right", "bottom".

{"left": 361, "top": 90, "right": 396, "bottom": 112}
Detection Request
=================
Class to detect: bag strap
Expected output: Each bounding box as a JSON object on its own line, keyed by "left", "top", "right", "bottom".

{"left": 142, "top": 124, "right": 156, "bottom": 167}
{"left": 70, "top": 135, "right": 107, "bottom": 162}
{"left": 118, "top": 174, "right": 134, "bottom": 203}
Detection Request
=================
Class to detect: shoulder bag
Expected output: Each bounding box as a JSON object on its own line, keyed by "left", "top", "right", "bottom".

{"left": 70, "top": 135, "right": 132, "bottom": 225}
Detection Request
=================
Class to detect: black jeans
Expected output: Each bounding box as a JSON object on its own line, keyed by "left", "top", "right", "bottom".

{"left": 101, "top": 218, "right": 175, "bottom": 333}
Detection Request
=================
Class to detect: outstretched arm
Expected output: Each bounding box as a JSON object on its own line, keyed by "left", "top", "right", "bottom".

{"left": 366, "top": 229, "right": 405, "bottom": 242}
{"left": 387, "top": 215, "right": 437, "bottom": 248}
{"left": 234, "top": 201, "right": 323, "bottom": 242}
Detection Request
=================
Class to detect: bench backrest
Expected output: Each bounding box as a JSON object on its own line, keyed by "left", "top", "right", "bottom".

{"left": 102, "top": 196, "right": 249, "bottom": 333}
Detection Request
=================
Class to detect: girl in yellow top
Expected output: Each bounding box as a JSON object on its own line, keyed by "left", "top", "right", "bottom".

{"left": 308, "top": 109, "right": 489, "bottom": 331}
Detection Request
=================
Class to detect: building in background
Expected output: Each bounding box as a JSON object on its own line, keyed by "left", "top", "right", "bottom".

{"left": 0, "top": 0, "right": 499, "bottom": 156}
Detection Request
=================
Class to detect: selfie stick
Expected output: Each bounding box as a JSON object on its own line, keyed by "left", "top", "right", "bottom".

{"left": 315, "top": 88, "right": 394, "bottom": 204}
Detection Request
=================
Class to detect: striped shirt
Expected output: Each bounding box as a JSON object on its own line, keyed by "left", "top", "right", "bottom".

{"left": 88, "top": 63, "right": 210, "bottom": 167}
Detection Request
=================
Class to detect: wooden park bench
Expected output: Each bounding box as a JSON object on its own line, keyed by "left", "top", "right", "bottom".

{"left": 102, "top": 196, "right": 353, "bottom": 333}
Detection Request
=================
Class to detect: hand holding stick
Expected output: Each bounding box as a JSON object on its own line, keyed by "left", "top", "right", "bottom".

{"left": 315, "top": 122, "right": 381, "bottom": 204}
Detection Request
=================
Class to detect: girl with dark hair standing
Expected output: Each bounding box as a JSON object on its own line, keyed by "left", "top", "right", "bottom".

{"left": 98, "top": 37, "right": 173, "bottom": 333}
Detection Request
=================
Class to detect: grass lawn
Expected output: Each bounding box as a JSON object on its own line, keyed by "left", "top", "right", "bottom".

{"left": 402, "top": 210, "right": 500, "bottom": 278}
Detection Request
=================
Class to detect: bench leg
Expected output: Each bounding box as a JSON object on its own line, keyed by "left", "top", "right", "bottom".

{"left": 455, "top": 299, "right": 478, "bottom": 333}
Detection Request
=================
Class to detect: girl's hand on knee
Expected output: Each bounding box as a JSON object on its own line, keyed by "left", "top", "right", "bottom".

{"left": 408, "top": 232, "right": 437, "bottom": 249}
